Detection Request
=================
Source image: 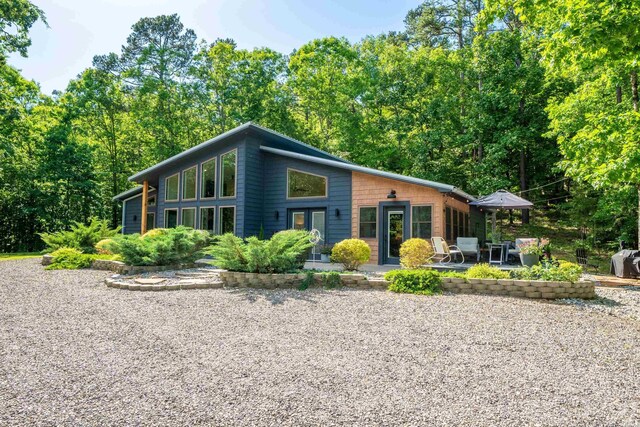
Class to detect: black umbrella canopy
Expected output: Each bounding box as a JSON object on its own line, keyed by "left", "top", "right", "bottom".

{"left": 469, "top": 189, "right": 533, "bottom": 209}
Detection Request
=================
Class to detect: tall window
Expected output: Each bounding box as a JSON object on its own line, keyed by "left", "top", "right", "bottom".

{"left": 182, "top": 166, "right": 197, "bottom": 200}
{"left": 412, "top": 205, "right": 432, "bottom": 239}
{"left": 287, "top": 169, "right": 327, "bottom": 198}
{"left": 200, "top": 207, "right": 215, "bottom": 232}
{"left": 164, "top": 209, "right": 178, "bottom": 228}
{"left": 445, "top": 207, "right": 452, "bottom": 240}
{"left": 181, "top": 208, "right": 196, "bottom": 228}
{"left": 165, "top": 173, "right": 179, "bottom": 202}
{"left": 464, "top": 213, "right": 469, "bottom": 237}
{"left": 219, "top": 206, "right": 235, "bottom": 234}
{"left": 359, "top": 207, "right": 377, "bottom": 238}
{"left": 201, "top": 158, "right": 216, "bottom": 199}
{"left": 146, "top": 212, "right": 155, "bottom": 230}
{"left": 458, "top": 211, "right": 464, "bottom": 238}
{"left": 453, "top": 209, "right": 459, "bottom": 240}
{"left": 221, "top": 150, "right": 236, "bottom": 198}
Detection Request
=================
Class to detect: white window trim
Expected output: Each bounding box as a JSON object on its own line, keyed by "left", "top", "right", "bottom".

{"left": 410, "top": 204, "right": 434, "bottom": 239}
{"left": 200, "top": 156, "right": 217, "bottom": 200}
{"left": 358, "top": 206, "right": 377, "bottom": 239}
{"left": 220, "top": 148, "right": 238, "bottom": 199}
{"left": 146, "top": 212, "right": 156, "bottom": 229}
{"left": 165, "top": 173, "right": 180, "bottom": 202}
{"left": 164, "top": 208, "right": 178, "bottom": 228}
{"left": 181, "top": 166, "right": 198, "bottom": 202}
{"left": 181, "top": 207, "right": 197, "bottom": 228}
{"left": 199, "top": 207, "right": 216, "bottom": 233}
{"left": 219, "top": 205, "right": 236, "bottom": 234}
{"left": 286, "top": 168, "right": 329, "bottom": 200}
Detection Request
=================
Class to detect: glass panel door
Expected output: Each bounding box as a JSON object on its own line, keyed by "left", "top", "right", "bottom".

{"left": 387, "top": 211, "right": 404, "bottom": 259}
{"left": 292, "top": 211, "right": 305, "bottom": 230}
{"left": 311, "top": 211, "right": 325, "bottom": 241}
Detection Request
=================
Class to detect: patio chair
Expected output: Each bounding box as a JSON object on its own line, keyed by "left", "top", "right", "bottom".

{"left": 429, "top": 237, "right": 464, "bottom": 264}
{"left": 576, "top": 248, "right": 599, "bottom": 273}
{"left": 457, "top": 237, "right": 480, "bottom": 262}
{"left": 508, "top": 238, "right": 538, "bottom": 261}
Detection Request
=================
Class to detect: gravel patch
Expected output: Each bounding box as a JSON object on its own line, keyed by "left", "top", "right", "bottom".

{"left": 558, "top": 286, "right": 640, "bottom": 322}
{"left": 1, "top": 258, "right": 639, "bottom": 426}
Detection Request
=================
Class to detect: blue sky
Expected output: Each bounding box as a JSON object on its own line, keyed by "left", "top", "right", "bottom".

{"left": 10, "top": 0, "right": 419, "bottom": 94}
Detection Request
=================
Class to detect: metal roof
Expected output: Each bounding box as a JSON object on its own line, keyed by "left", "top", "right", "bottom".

{"left": 112, "top": 186, "right": 155, "bottom": 201}
{"left": 260, "top": 146, "right": 476, "bottom": 201}
{"left": 128, "top": 122, "right": 349, "bottom": 182}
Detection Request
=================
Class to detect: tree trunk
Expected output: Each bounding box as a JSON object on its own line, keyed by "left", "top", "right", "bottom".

{"left": 520, "top": 149, "right": 529, "bottom": 224}
{"left": 616, "top": 85, "right": 622, "bottom": 104}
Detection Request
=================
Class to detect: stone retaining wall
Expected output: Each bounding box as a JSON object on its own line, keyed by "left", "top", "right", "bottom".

{"left": 219, "top": 271, "right": 389, "bottom": 290}
{"left": 441, "top": 277, "right": 596, "bottom": 299}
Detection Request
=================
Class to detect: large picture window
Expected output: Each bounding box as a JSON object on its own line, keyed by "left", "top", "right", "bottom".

{"left": 287, "top": 169, "right": 327, "bottom": 199}
{"left": 221, "top": 150, "right": 236, "bottom": 198}
{"left": 445, "top": 207, "right": 452, "bottom": 240}
{"left": 411, "top": 205, "right": 432, "bottom": 239}
{"left": 200, "top": 207, "right": 215, "bottom": 232}
{"left": 181, "top": 207, "right": 196, "bottom": 228}
{"left": 201, "top": 157, "right": 216, "bottom": 199}
{"left": 165, "top": 173, "right": 179, "bottom": 202}
{"left": 359, "top": 207, "right": 377, "bottom": 238}
{"left": 182, "top": 166, "right": 197, "bottom": 200}
{"left": 164, "top": 209, "right": 178, "bottom": 228}
{"left": 219, "top": 206, "right": 235, "bottom": 234}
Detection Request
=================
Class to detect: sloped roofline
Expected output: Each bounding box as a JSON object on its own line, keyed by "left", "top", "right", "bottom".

{"left": 128, "top": 122, "right": 349, "bottom": 182}
{"left": 260, "top": 146, "right": 476, "bottom": 201}
{"left": 112, "top": 186, "right": 156, "bottom": 201}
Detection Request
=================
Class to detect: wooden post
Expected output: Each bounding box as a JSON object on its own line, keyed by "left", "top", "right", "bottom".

{"left": 141, "top": 180, "right": 148, "bottom": 234}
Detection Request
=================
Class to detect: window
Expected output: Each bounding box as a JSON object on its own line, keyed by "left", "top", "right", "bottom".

{"left": 181, "top": 208, "right": 196, "bottom": 228}
{"left": 359, "top": 207, "right": 377, "bottom": 238}
{"left": 200, "top": 207, "right": 215, "bottom": 232}
{"left": 458, "top": 211, "right": 464, "bottom": 238}
{"left": 292, "top": 211, "right": 305, "bottom": 230}
{"left": 219, "top": 206, "right": 235, "bottom": 234}
{"left": 164, "top": 209, "right": 178, "bottom": 228}
{"left": 287, "top": 169, "right": 327, "bottom": 198}
{"left": 182, "top": 166, "right": 197, "bottom": 200}
{"left": 221, "top": 150, "right": 236, "bottom": 198}
{"left": 411, "top": 206, "right": 432, "bottom": 239}
{"left": 464, "top": 213, "right": 469, "bottom": 237}
{"left": 312, "top": 211, "right": 325, "bottom": 241}
{"left": 201, "top": 157, "right": 216, "bottom": 199}
{"left": 146, "top": 212, "right": 155, "bottom": 230}
{"left": 445, "top": 207, "right": 452, "bottom": 241}
{"left": 165, "top": 173, "right": 179, "bottom": 202}
{"left": 453, "top": 209, "right": 459, "bottom": 240}
{"left": 148, "top": 195, "right": 156, "bottom": 207}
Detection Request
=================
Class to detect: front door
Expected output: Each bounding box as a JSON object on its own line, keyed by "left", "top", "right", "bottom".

{"left": 382, "top": 207, "right": 406, "bottom": 264}
{"left": 288, "top": 208, "right": 326, "bottom": 259}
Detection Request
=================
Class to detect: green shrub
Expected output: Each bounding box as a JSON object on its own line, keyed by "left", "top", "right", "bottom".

{"left": 206, "top": 230, "right": 313, "bottom": 273}
{"left": 399, "top": 238, "right": 433, "bottom": 269}
{"left": 465, "top": 263, "right": 510, "bottom": 279}
{"left": 95, "top": 238, "right": 116, "bottom": 254}
{"left": 111, "top": 226, "right": 210, "bottom": 266}
{"left": 46, "top": 248, "right": 93, "bottom": 270}
{"left": 438, "top": 270, "right": 466, "bottom": 279}
{"left": 321, "top": 271, "right": 341, "bottom": 289}
{"left": 385, "top": 269, "right": 442, "bottom": 295}
{"left": 510, "top": 260, "right": 582, "bottom": 283}
{"left": 40, "top": 218, "right": 121, "bottom": 254}
{"left": 298, "top": 271, "right": 315, "bottom": 290}
{"left": 331, "top": 239, "right": 370, "bottom": 271}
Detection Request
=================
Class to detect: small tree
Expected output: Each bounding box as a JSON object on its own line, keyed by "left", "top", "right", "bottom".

{"left": 331, "top": 239, "right": 371, "bottom": 271}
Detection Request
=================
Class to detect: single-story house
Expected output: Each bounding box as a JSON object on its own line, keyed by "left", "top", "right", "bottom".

{"left": 113, "top": 123, "right": 484, "bottom": 265}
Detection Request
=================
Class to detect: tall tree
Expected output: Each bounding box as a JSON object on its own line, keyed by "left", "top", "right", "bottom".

{"left": 0, "top": 0, "right": 46, "bottom": 59}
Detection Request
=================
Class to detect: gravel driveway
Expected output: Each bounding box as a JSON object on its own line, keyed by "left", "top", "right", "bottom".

{"left": 1, "top": 259, "right": 639, "bottom": 426}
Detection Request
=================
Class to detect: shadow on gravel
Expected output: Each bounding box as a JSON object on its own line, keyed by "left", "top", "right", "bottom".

{"left": 225, "top": 287, "right": 349, "bottom": 305}
{"left": 557, "top": 296, "right": 623, "bottom": 307}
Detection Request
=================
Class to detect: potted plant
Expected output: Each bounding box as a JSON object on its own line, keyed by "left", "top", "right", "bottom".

{"left": 517, "top": 240, "right": 543, "bottom": 267}
{"left": 319, "top": 245, "right": 333, "bottom": 263}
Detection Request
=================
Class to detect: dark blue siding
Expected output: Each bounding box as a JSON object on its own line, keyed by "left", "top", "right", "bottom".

{"left": 122, "top": 193, "right": 156, "bottom": 234}
{"left": 260, "top": 152, "right": 352, "bottom": 245}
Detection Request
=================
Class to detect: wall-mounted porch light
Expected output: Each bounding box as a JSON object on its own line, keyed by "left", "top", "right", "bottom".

{"left": 387, "top": 189, "right": 397, "bottom": 199}
{"left": 275, "top": 211, "right": 280, "bottom": 220}
{"left": 335, "top": 208, "right": 340, "bottom": 217}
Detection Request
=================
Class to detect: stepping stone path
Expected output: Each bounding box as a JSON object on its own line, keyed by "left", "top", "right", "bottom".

{"left": 106, "top": 268, "right": 224, "bottom": 291}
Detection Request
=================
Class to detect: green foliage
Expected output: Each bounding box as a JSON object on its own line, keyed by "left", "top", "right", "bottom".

{"left": 437, "top": 271, "right": 466, "bottom": 279}
{"left": 206, "top": 230, "right": 313, "bottom": 273}
{"left": 111, "top": 226, "right": 209, "bottom": 266}
{"left": 399, "top": 238, "right": 433, "bottom": 269}
{"left": 331, "top": 239, "right": 371, "bottom": 271}
{"left": 46, "top": 247, "right": 93, "bottom": 270}
{"left": 511, "top": 260, "right": 582, "bottom": 283}
{"left": 465, "top": 263, "right": 510, "bottom": 280}
{"left": 385, "top": 269, "right": 442, "bottom": 295}
{"left": 321, "top": 271, "right": 341, "bottom": 289}
{"left": 298, "top": 271, "right": 315, "bottom": 291}
{"left": 0, "top": 0, "right": 47, "bottom": 58}
{"left": 40, "top": 218, "right": 120, "bottom": 254}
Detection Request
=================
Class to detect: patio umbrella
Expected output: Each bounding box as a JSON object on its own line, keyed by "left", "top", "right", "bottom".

{"left": 469, "top": 189, "right": 534, "bottom": 237}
